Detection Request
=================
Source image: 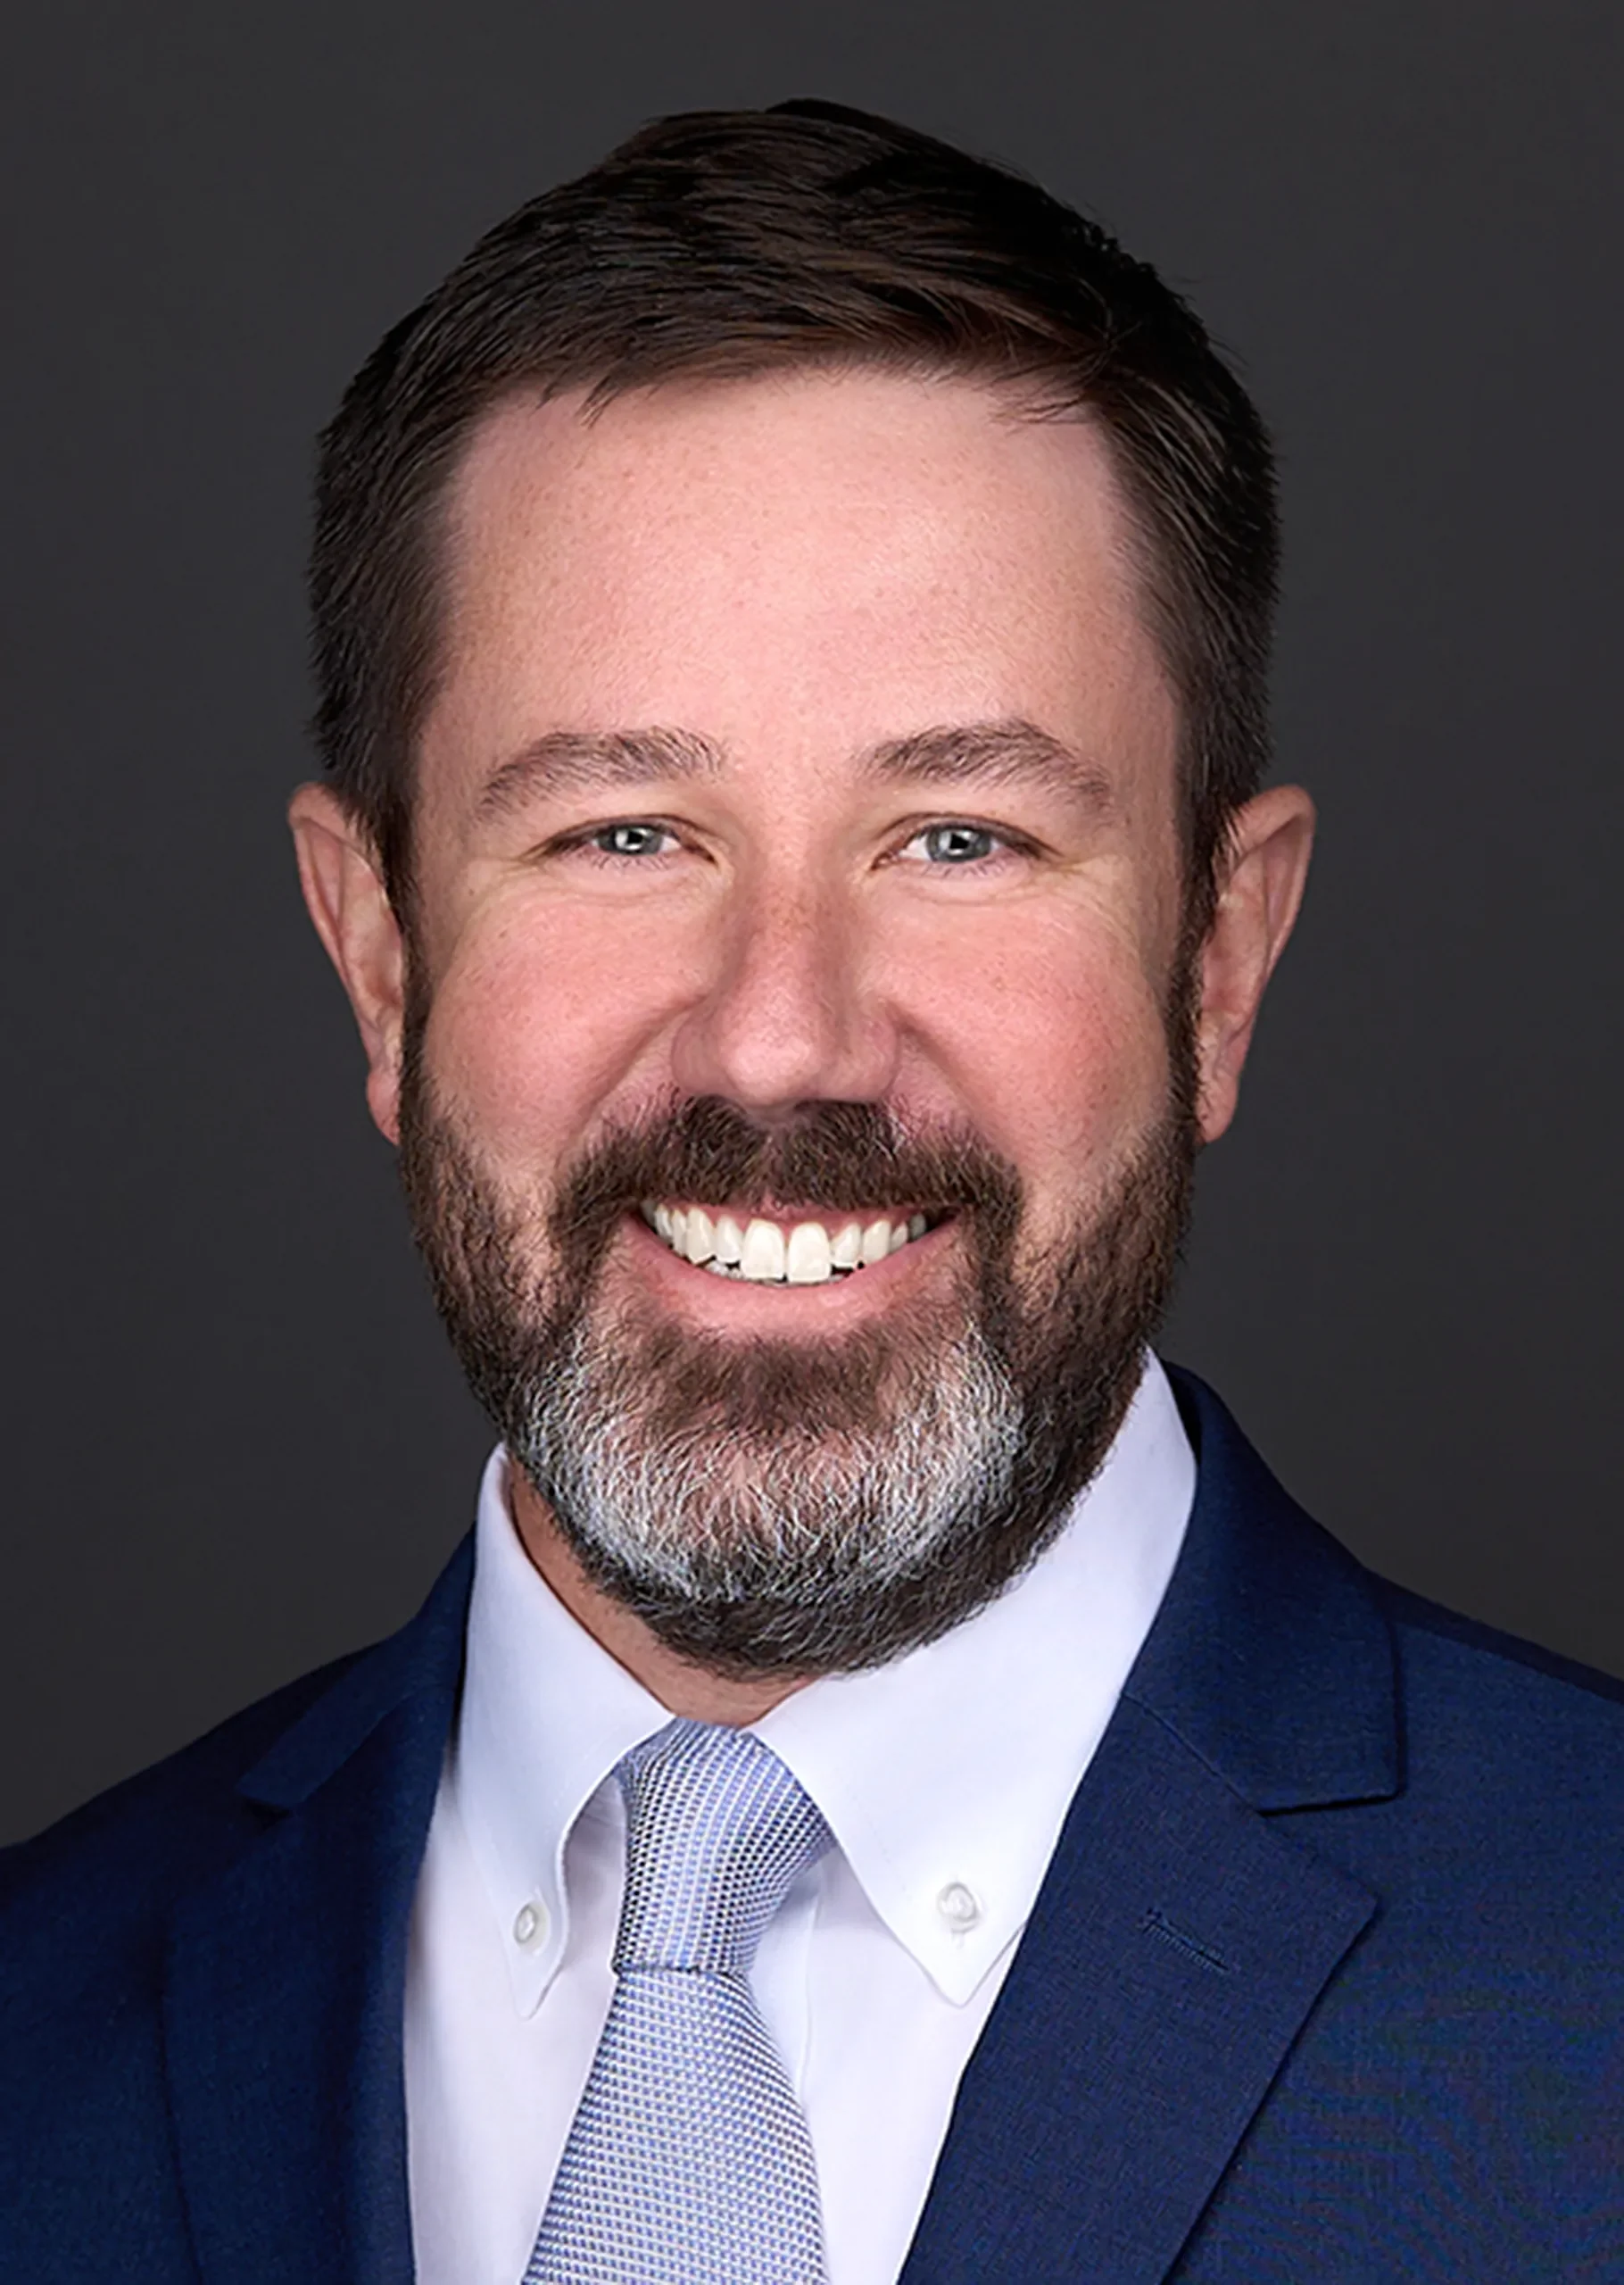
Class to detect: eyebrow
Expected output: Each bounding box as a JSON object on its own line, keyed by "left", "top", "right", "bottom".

{"left": 859, "top": 719, "right": 1114, "bottom": 812}
{"left": 474, "top": 727, "right": 725, "bottom": 821}
{"left": 473, "top": 717, "right": 1112, "bottom": 821}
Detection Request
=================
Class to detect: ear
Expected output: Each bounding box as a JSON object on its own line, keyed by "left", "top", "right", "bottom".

{"left": 287, "top": 784, "right": 407, "bottom": 1144}
{"left": 1193, "top": 784, "right": 1315, "bottom": 1143}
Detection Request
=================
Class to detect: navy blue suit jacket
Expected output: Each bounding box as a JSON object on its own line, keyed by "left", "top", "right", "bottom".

{"left": 3, "top": 1373, "right": 1620, "bottom": 2280}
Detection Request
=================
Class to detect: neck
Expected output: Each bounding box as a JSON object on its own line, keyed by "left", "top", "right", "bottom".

{"left": 506, "top": 1469, "right": 813, "bottom": 1725}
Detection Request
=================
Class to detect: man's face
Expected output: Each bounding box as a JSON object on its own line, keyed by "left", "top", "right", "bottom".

{"left": 408, "top": 370, "right": 1187, "bottom": 1289}
{"left": 302, "top": 369, "right": 1295, "bottom": 1675}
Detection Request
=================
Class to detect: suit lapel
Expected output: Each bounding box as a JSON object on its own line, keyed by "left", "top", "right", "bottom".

{"left": 162, "top": 1541, "right": 473, "bottom": 2285}
{"left": 900, "top": 1373, "right": 1399, "bottom": 2285}
{"left": 899, "top": 1699, "right": 1377, "bottom": 2283}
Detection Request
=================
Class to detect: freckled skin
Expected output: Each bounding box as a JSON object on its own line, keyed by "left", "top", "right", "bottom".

{"left": 290, "top": 367, "right": 1313, "bottom": 1716}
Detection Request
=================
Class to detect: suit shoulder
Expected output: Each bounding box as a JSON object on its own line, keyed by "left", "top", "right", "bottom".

{"left": 1, "top": 1535, "right": 472, "bottom": 1976}
{"left": 0, "top": 1645, "right": 366, "bottom": 1931}
{"left": 1380, "top": 1575, "right": 1624, "bottom": 1728}
{"left": 1348, "top": 1577, "right": 1624, "bottom": 1882}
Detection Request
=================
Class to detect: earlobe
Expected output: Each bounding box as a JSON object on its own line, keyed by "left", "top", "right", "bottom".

{"left": 1193, "top": 784, "right": 1315, "bottom": 1143}
{"left": 287, "top": 784, "right": 407, "bottom": 1144}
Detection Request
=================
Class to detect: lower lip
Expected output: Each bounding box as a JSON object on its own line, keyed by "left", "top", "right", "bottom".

{"left": 619, "top": 1210, "right": 949, "bottom": 1323}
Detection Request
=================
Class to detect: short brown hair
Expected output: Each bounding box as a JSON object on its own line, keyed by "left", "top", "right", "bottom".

{"left": 310, "top": 99, "right": 1278, "bottom": 932}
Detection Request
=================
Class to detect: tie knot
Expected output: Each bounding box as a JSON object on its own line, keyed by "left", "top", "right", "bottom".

{"left": 613, "top": 1718, "right": 832, "bottom": 1977}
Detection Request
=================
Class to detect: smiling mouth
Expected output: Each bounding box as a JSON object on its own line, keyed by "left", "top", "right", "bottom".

{"left": 638, "top": 1202, "right": 946, "bottom": 1285}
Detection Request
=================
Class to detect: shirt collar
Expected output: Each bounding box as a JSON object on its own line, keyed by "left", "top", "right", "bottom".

{"left": 453, "top": 1449, "right": 670, "bottom": 2015}
{"left": 451, "top": 1352, "right": 1193, "bottom": 2014}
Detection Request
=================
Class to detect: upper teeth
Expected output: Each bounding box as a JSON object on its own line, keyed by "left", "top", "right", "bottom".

{"left": 642, "top": 1204, "right": 929, "bottom": 1284}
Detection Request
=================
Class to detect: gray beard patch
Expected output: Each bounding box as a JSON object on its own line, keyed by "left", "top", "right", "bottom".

{"left": 515, "top": 1290, "right": 1026, "bottom": 1645}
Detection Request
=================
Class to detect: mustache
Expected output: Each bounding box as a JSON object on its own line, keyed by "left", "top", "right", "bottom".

{"left": 549, "top": 1095, "right": 1023, "bottom": 1259}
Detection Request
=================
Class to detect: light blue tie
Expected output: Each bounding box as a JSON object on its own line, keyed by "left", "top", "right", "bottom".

{"left": 524, "top": 1717, "right": 833, "bottom": 2285}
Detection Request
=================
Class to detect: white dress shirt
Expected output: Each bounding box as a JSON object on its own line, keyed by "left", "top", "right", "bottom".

{"left": 404, "top": 1354, "right": 1195, "bottom": 2285}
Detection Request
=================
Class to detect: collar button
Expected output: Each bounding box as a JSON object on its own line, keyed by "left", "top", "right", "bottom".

{"left": 936, "top": 1881, "right": 982, "bottom": 1932}
{"left": 512, "top": 1898, "right": 551, "bottom": 1950}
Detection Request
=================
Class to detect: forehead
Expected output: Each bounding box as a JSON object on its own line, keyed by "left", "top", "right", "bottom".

{"left": 422, "top": 367, "right": 1175, "bottom": 804}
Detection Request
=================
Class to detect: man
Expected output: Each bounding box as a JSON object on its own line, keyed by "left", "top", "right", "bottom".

{"left": 1, "top": 97, "right": 1618, "bottom": 2283}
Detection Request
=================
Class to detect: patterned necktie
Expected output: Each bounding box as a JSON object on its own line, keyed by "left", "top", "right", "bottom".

{"left": 524, "top": 1716, "right": 834, "bottom": 2285}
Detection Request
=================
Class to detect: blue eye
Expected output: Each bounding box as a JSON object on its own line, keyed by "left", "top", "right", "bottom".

{"left": 592, "top": 822, "right": 671, "bottom": 858}
{"left": 920, "top": 823, "right": 999, "bottom": 864}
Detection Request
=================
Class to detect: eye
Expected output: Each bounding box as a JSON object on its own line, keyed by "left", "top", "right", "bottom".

{"left": 582, "top": 820, "right": 678, "bottom": 860}
{"left": 903, "top": 821, "right": 1009, "bottom": 867}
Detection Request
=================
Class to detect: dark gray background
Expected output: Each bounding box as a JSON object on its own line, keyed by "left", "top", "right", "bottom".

{"left": 4, "top": 0, "right": 1619, "bottom": 1845}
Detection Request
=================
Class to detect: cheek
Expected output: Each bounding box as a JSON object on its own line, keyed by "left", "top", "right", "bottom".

{"left": 899, "top": 907, "right": 1173, "bottom": 1178}
{"left": 418, "top": 899, "right": 689, "bottom": 1164}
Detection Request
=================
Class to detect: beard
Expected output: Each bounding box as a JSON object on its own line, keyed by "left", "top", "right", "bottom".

{"left": 398, "top": 996, "right": 1199, "bottom": 1680}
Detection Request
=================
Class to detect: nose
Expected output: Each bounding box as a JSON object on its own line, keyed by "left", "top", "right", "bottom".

{"left": 667, "top": 876, "right": 899, "bottom": 1119}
